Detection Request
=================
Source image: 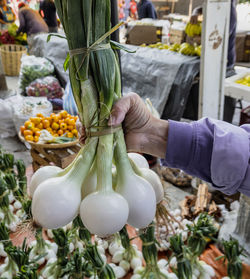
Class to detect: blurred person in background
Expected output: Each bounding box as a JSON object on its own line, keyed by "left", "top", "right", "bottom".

{"left": 17, "top": 2, "right": 48, "bottom": 36}
{"left": 137, "top": 0, "right": 157, "bottom": 20}
{"left": 39, "top": 0, "right": 58, "bottom": 33}
{"left": 0, "top": 0, "right": 16, "bottom": 30}
{"left": 130, "top": 0, "right": 137, "bottom": 19}
{"left": 119, "top": 0, "right": 125, "bottom": 21}
{"left": 190, "top": 0, "right": 237, "bottom": 123}
{"left": 17, "top": 2, "right": 48, "bottom": 53}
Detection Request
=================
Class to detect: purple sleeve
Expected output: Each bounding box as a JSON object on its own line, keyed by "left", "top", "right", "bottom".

{"left": 162, "top": 118, "right": 250, "bottom": 196}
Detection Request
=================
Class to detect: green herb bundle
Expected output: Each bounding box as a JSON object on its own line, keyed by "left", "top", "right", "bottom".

{"left": 187, "top": 213, "right": 219, "bottom": 257}
{"left": 139, "top": 224, "right": 169, "bottom": 278}
{"left": 218, "top": 237, "right": 246, "bottom": 279}
{"left": 169, "top": 234, "right": 193, "bottom": 279}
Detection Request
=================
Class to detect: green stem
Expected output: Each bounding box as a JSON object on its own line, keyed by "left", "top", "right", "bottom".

{"left": 114, "top": 129, "right": 134, "bottom": 182}
{"left": 65, "top": 138, "right": 98, "bottom": 186}
{"left": 96, "top": 131, "right": 113, "bottom": 192}
{"left": 114, "top": 57, "right": 121, "bottom": 97}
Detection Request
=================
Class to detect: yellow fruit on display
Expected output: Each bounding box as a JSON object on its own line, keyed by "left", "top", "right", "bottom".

{"left": 23, "top": 130, "right": 33, "bottom": 137}
{"left": 235, "top": 75, "right": 250, "bottom": 87}
{"left": 21, "top": 111, "right": 78, "bottom": 143}
{"left": 169, "top": 43, "right": 181, "bottom": 52}
{"left": 141, "top": 42, "right": 201, "bottom": 57}
{"left": 58, "top": 129, "right": 64, "bottom": 136}
{"left": 52, "top": 122, "right": 60, "bottom": 130}
{"left": 72, "top": 129, "right": 78, "bottom": 137}
{"left": 60, "top": 123, "right": 67, "bottom": 130}
{"left": 185, "top": 22, "right": 202, "bottom": 37}
{"left": 30, "top": 117, "right": 41, "bottom": 125}
{"left": 195, "top": 45, "right": 202, "bottom": 56}
{"left": 67, "top": 132, "right": 73, "bottom": 138}
{"left": 24, "top": 121, "right": 35, "bottom": 130}
{"left": 179, "top": 43, "right": 196, "bottom": 56}
{"left": 25, "top": 135, "right": 34, "bottom": 142}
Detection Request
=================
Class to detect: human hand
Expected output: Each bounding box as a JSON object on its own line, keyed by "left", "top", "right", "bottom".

{"left": 190, "top": 15, "right": 198, "bottom": 25}
{"left": 76, "top": 118, "right": 86, "bottom": 144}
{"left": 77, "top": 93, "right": 168, "bottom": 158}
{"left": 108, "top": 93, "right": 168, "bottom": 158}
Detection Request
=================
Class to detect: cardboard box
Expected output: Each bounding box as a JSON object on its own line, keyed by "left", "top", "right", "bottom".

{"left": 126, "top": 25, "right": 162, "bottom": 45}
{"left": 169, "top": 28, "right": 185, "bottom": 44}
{"left": 236, "top": 32, "right": 250, "bottom": 62}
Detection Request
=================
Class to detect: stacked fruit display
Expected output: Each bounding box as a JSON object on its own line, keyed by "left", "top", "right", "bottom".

{"left": 235, "top": 74, "right": 250, "bottom": 87}
{"left": 185, "top": 22, "right": 202, "bottom": 37}
{"left": 19, "top": 110, "right": 78, "bottom": 143}
{"left": 141, "top": 42, "right": 201, "bottom": 57}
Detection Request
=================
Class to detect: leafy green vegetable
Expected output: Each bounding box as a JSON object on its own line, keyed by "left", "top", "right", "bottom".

{"left": 169, "top": 234, "right": 193, "bottom": 279}
{"left": 217, "top": 236, "right": 246, "bottom": 279}
{"left": 187, "top": 213, "right": 218, "bottom": 257}
{"left": 139, "top": 223, "right": 168, "bottom": 278}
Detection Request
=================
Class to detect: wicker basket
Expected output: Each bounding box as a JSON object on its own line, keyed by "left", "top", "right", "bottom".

{"left": 0, "top": 44, "right": 27, "bottom": 76}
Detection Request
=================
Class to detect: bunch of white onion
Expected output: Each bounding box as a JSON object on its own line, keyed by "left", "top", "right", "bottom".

{"left": 30, "top": 136, "right": 164, "bottom": 238}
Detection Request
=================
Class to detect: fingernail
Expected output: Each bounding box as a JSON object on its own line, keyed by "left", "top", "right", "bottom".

{"left": 108, "top": 116, "right": 116, "bottom": 126}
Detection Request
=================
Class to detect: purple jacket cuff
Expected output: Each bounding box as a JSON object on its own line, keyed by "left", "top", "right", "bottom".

{"left": 164, "top": 120, "right": 194, "bottom": 169}
{"left": 161, "top": 118, "right": 250, "bottom": 197}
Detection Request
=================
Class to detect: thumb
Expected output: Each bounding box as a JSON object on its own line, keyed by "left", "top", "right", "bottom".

{"left": 108, "top": 94, "right": 132, "bottom": 126}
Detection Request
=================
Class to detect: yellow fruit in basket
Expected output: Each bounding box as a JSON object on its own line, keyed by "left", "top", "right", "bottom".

{"left": 33, "top": 127, "right": 40, "bottom": 133}
{"left": 54, "top": 133, "right": 59, "bottom": 137}
{"left": 64, "top": 117, "right": 70, "bottom": 125}
{"left": 36, "top": 113, "right": 44, "bottom": 118}
{"left": 34, "top": 136, "right": 39, "bottom": 142}
{"left": 51, "top": 115, "right": 59, "bottom": 122}
{"left": 30, "top": 117, "right": 41, "bottom": 125}
{"left": 45, "top": 116, "right": 51, "bottom": 122}
{"left": 35, "top": 131, "right": 41, "bottom": 137}
{"left": 42, "top": 119, "right": 50, "bottom": 128}
{"left": 68, "top": 118, "right": 75, "bottom": 126}
{"left": 67, "top": 132, "right": 73, "bottom": 138}
{"left": 36, "top": 123, "right": 43, "bottom": 130}
{"left": 24, "top": 121, "right": 35, "bottom": 130}
{"left": 20, "top": 126, "right": 25, "bottom": 135}
{"left": 25, "top": 135, "right": 34, "bottom": 142}
{"left": 58, "top": 129, "right": 64, "bottom": 136}
{"left": 67, "top": 125, "right": 74, "bottom": 131}
{"left": 23, "top": 130, "right": 33, "bottom": 137}
{"left": 72, "top": 129, "right": 78, "bottom": 137}
{"left": 60, "top": 123, "right": 67, "bottom": 130}
{"left": 52, "top": 122, "right": 60, "bottom": 130}
{"left": 60, "top": 110, "right": 68, "bottom": 118}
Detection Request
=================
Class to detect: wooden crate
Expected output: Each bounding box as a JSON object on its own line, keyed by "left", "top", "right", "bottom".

{"left": 30, "top": 143, "right": 81, "bottom": 171}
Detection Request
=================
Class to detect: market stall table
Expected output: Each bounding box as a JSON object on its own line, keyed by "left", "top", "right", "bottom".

{"left": 224, "top": 68, "right": 250, "bottom": 102}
